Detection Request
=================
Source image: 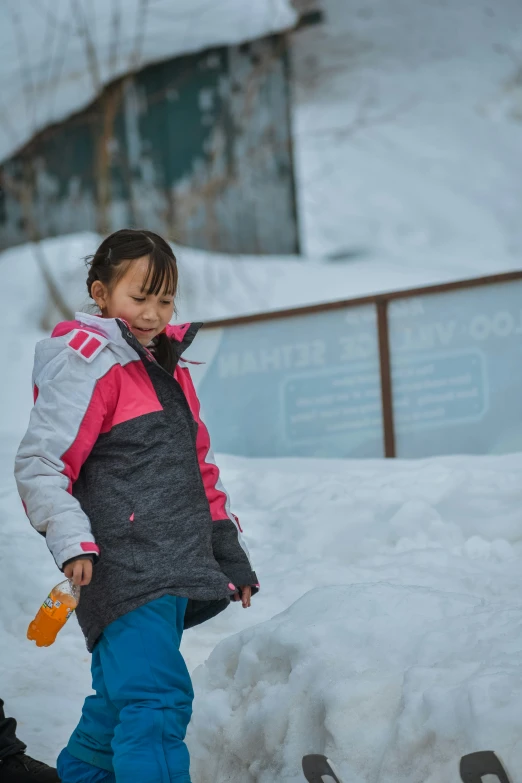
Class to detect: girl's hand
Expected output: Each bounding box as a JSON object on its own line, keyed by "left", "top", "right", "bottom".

{"left": 231, "top": 586, "right": 252, "bottom": 608}
{"left": 64, "top": 557, "right": 93, "bottom": 586}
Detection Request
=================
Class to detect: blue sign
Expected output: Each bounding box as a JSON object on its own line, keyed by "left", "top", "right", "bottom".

{"left": 185, "top": 306, "right": 384, "bottom": 458}
{"left": 388, "top": 279, "right": 522, "bottom": 457}
{"left": 393, "top": 349, "right": 488, "bottom": 431}
{"left": 186, "top": 279, "right": 522, "bottom": 459}
{"left": 282, "top": 362, "right": 382, "bottom": 446}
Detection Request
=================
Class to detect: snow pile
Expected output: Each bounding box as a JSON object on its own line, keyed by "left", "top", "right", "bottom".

{"left": 0, "top": 0, "right": 297, "bottom": 162}
{"left": 292, "top": 0, "right": 522, "bottom": 266}
{"left": 190, "top": 584, "right": 522, "bottom": 783}
{"left": 187, "top": 454, "right": 522, "bottom": 782}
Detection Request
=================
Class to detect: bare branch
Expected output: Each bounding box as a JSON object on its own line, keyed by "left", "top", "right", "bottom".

{"left": 0, "top": 104, "right": 20, "bottom": 151}
{"left": 298, "top": 93, "right": 416, "bottom": 189}
{"left": 45, "top": 17, "right": 73, "bottom": 119}
{"left": 26, "top": 0, "right": 70, "bottom": 30}
{"left": 5, "top": 1, "right": 37, "bottom": 133}
{"left": 299, "top": 95, "right": 417, "bottom": 142}
{"left": 129, "top": 0, "right": 151, "bottom": 71}
{"left": 0, "top": 169, "right": 74, "bottom": 321}
{"left": 32, "top": 242, "right": 75, "bottom": 322}
{"left": 71, "top": 0, "right": 102, "bottom": 93}
{"left": 109, "top": 0, "right": 122, "bottom": 77}
{"left": 145, "top": 1, "right": 219, "bottom": 24}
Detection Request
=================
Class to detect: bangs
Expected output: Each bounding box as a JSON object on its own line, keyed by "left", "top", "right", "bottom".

{"left": 141, "top": 247, "right": 178, "bottom": 297}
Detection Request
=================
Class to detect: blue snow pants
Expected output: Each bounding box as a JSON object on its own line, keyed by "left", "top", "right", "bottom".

{"left": 57, "top": 596, "right": 193, "bottom": 783}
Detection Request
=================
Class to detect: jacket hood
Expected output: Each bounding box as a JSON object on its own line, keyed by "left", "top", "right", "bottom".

{"left": 32, "top": 312, "right": 203, "bottom": 384}
{"left": 52, "top": 312, "right": 202, "bottom": 350}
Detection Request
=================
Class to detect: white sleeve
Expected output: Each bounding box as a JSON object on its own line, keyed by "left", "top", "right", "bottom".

{"left": 15, "top": 349, "right": 110, "bottom": 569}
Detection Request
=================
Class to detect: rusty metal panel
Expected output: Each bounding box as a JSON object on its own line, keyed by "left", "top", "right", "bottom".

{"left": 0, "top": 34, "right": 299, "bottom": 255}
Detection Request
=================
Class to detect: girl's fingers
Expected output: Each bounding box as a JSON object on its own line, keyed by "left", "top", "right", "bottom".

{"left": 231, "top": 586, "right": 253, "bottom": 606}
{"left": 67, "top": 558, "right": 93, "bottom": 586}
{"left": 80, "top": 560, "right": 93, "bottom": 586}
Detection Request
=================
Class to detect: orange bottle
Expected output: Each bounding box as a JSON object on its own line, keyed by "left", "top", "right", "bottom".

{"left": 27, "top": 579, "right": 80, "bottom": 647}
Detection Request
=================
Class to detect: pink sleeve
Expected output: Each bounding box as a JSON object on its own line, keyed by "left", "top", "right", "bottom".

{"left": 176, "top": 363, "right": 259, "bottom": 590}
{"left": 180, "top": 366, "right": 240, "bottom": 526}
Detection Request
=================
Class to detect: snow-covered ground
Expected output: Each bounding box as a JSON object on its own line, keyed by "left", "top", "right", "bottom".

{"left": 0, "top": 0, "right": 297, "bottom": 162}
{"left": 3, "top": 440, "right": 522, "bottom": 781}
{"left": 2, "top": 235, "right": 522, "bottom": 781}
{"left": 292, "top": 0, "right": 522, "bottom": 267}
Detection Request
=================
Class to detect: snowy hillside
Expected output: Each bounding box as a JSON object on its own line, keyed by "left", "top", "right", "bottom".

{"left": 0, "top": 0, "right": 297, "bottom": 162}
{"left": 292, "top": 0, "right": 522, "bottom": 266}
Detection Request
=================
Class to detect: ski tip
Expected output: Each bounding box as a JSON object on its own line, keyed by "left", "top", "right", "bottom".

{"left": 302, "top": 754, "right": 343, "bottom": 783}
{"left": 460, "top": 751, "right": 512, "bottom": 783}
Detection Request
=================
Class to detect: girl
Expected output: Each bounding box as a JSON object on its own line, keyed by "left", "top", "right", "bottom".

{"left": 15, "top": 229, "right": 258, "bottom": 783}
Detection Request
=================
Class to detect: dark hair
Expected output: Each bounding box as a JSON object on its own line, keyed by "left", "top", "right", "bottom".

{"left": 86, "top": 228, "right": 179, "bottom": 374}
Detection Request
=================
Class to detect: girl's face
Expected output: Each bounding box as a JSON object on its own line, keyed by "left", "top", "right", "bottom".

{"left": 92, "top": 256, "right": 175, "bottom": 345}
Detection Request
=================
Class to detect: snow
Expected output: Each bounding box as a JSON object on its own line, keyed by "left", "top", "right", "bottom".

{"left": 185, "top": 454, "right": 522, "bottom": 782}
{"left": 2, "top": 231, "right": 518, "bottom": 350}
{"left": 291, "top": 0, "right": 522, "bottom": 267}
{"left": 2, "top": 235, "right": 522, "bottom": 780}
{"left": 190, "top": 581, "right": 522, "bottom": 783}
{"left": 0, "top": 0, "right": 297, "bottom": 163}
{"left": 3, "top": 438, "right": 522, "bottom": 780}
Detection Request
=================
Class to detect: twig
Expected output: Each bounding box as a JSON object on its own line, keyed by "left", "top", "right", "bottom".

{"left": 0, "top": 169, "right": 74, "bottom": 320}
{"left": 71, "top": 0, "right": 102, "bottom": 93}
{"left": 129, "top": 0, "right": 150, "bottom": 71}
{"left": 298, "top": 93, "right": 416, "bottom": 188}
{"left": 5, "top": 1, "right": 37, "bottom": 133}
{"left": 44, "top": 16, "right": 73, "bottom": 119}
{"left": 297, "top": 93, "right": 416, "bottom": 141}
{"left": 109, "top": 0, "right": 122, "bottom": 77}
{"left": 0, "top": 104, "right": 20, "bottom": 151}
{"left": 32, "top": 242, "right": 75, "bottom": 321}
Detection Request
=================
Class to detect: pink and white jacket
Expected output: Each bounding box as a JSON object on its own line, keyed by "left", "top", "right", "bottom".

{"left": 15, "top": 312, "right": 258, "bottom": 650}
